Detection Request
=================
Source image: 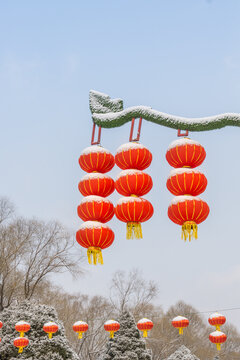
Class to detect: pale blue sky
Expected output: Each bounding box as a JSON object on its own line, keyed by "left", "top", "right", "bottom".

{"left": 1, "top": 0, "right": 240, "bottom": 330}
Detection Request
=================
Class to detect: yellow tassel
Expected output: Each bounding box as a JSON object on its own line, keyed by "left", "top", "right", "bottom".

{"left": 110, "top": 331, "right": 114, "bottom": 338}
{"left": 126, "top": 222, "right": 142, "bottom": 239}
{"left": 143, "top": 330, "right": 148, "bottom": 338}
{"left": 216, "top": 343, "right": 221, "bottom": 351}
{"left": 179, "top": 327, "right": 183, "bottom": 335}
{"left": 20, "top": 332, "right": 24, "bottom": 338}
{"left": 18, "top": 347, "right": 23, "bottom": 353}
{"left": 181, "top": 221, "right": 198, "bottom": 242}
{"left": 78, "top": 332, "right": 83, "bottom": 339}
{"left": 87, "top": 247, "right": 103, "bottom": 265}
{"left": 48, "top": 333, "right": 53, "bottom": 339}
{"left": 216, "top": 325, "right": 220, "bottom": 331}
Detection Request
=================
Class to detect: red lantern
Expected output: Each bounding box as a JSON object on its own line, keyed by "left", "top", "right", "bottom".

{"left": 115, "top": 170, "right": 153, "bottom": 197}
{"left": 104, "top": 320, "right": 120, "bottom": 338}
{"left": 77, "top": 196, "right": 114, "bottom": 223}
{"left": 115, "top": 197, "right": 154, "bottom": 239}
{"left": 208, "top": 313, "right": 226, "bottom": 331}
{"left": 209, "top": 330, "right": 227, "bottom": 351}
{"left": 76, "top": 221, "right": 114, "bottom": 265}
{"left": 115, "top": 142, "right": 152, "bottom": 170}
{"left": 137, "top": 318, "right": 153, "bottom": 338}
{"left": 167, "top": 169, "right": 207, "bottom": 196}
{"left": 166, "top": 138, "right": 206, "bottom": 168}
{"left": 15, "top": 321, "right": 31, "bottom": 337}
{"left": 73, "top": 321, "right": 89, "bottom": 339}
{"left": 0, "top": 321, "right": 2, "bottom": 329}
{"left": 168, "top": 196, "right": 209, "bottom": 241}
{"left": 79, "top": 145, "right": 115, "bottom": 173}
{"left": 172, "top": 316, "right": 189, "bottom": 335}
{"left": 43, "top": 322, "right": 59, "bottom": 339}
{"left": 78, "top": 173, "right": 114, "bottom": 197}
{"left": 14, "top": 337, "right": 29, "bottom": 353}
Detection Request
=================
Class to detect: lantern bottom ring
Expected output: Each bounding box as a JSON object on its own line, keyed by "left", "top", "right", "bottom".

{"left": 181, "top": 221, "right": 198, "bottom": 242}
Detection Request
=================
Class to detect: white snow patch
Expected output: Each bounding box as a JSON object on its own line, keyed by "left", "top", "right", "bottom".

{"left": 172, "top": 316, "right": 188, "bottom": 322}
{"left": 80, "top": 196, "right": 111, "bottom": 204}
{"left": 79, "top": 221, "right": 109, "bottom": 230}
{"left": 168, "top": 168, "right": 204, "bottom": 179}
{"left": 43, "top": 321, "right": 58, "bottom": 327}
{"left": 73, "top": 321, "right": 88, "bottom": 326}
{"left": 15, "top": 321, "right": 30, "bottom": 326}
{"left": 209, "top": 313, "right": 225, "bottom": 320}
{"left": 116, "top": 169, "right": 143, "bottom": 180}
{"left": 170, "top": 196, "right": 201, "bottom": 205}
{"left": 210, "top": 330, "right": 225, "bottom": 337}
{"left": 80, "top": 173, "right": 112, "bottom": 181}
{"left": 116, "top": 142, "right": 147, "bottom": 154}
{"left": 117, "top": 196, "right": 143, "bottom": 205}
{"left": 104, "top": 320, "right": 119, "bottom": 325}
{"left": 137, "top": 318, "right": 152, "bottom": 324}
{"left": 81, "top": 145, "right": 111, "bottom": 156}
{"left": 167, "top": 138, "right": 201, "bottom": 151}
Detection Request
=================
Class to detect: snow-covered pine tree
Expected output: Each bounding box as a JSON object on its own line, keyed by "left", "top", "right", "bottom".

{"left": 0, "top": 300, "right": 79, "bottom": 360}
{"left": 164, "top": 345, "right": 200, "bottom": 360}
{"left": 99, "top": 310, "right": 152, "bottom": 360}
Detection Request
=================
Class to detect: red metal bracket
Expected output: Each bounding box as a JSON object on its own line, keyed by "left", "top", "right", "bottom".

{"left": 91, "top": 123, "right": 102, "bottom": 145}
{"left": 129, "top": 118, "right": 142, "bottom": 142}
{"left": 177, "top": 129, "right": 189, "bottom": 137}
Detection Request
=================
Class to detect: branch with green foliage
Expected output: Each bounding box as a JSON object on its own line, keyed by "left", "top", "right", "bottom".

{"left": 89, "top": 90, "right": 240, "bottom": 131}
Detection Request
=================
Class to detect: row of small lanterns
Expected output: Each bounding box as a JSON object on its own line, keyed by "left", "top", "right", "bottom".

{"left": 77, "top": 137, "right": 210, "bottom": 264}
{"left": 0, "top": 313, "right": 226, "bottom": 353}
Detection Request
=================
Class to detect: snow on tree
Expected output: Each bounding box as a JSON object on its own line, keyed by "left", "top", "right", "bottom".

{"left": 164, "top": 345, "right": 200, "bottom": 360}
{"left": 99, "top": 310, "right": 152, "bottom": 360}
{"left": 0, "top": 300, "right": 79, "bottom": 360}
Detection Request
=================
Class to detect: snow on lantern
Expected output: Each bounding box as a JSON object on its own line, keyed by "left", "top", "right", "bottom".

{"left": 15, "top": 321, "right": 30, "bottom": 338}
{"left": 104, "top": 320, "right": 120, "bottom": 338}
{"left": 14, "top": 337, "right": 29, "bottom": 353}
{"left": 73, "top": 321, "right": 89, "bottom": 339}
{"left": 209, "top": 330, "right": 227, "bottom": 351}
{"left": 208, "top": 313, "right": 226, "bottom": 331}
{"left": 79, "top": 145, "right": 115, "bottom": 173}
{"left": 76, "top": 221, "right": 114, "bottom": 265}
{"left": 167, "top": 168, "right": 207, "bottom": 197}
{"left": 172, "top": 316, "right": 189, "bottom": 335}
{"left": 77, "top": 145, "right": 115, "bottom": 265}
{"left": 168, "top": 196, "right": 209, "bottom": 241}
{"left": 78, "top": 173, "right": 115, "bottom": 197}
{"left": 115, "top": 142, "right": 152, "bottom": 170}
{"left": 166, "top": 138, "right": 206, "bottom": 169}
{"left": 115, "top": 197, "right": 154, "bottom": 239}
{"left": 137, "top": 318, "right": 153, "bottom": 338}
{"left": 166, "top": 137, "right": 209, "bottom": 241}
{"left": 43, "top": 321, "right": 59, "bottom": 339}
{"left": 115, "top": 143, "right": 153, "bottom": 239}
{"left": 77, "top": 196, "right": 114, "bottom": 223}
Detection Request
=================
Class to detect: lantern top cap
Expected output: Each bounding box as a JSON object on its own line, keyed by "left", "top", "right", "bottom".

{"left": 210, "top": 330, "right": 226, "bottom": 337}
{"left": 116, "top": 142, "right": 147, "bottom": 154}
{"left": 168, "top": 168, "right": 203, "bottom": 179}
{"left": 172, "top": 316, "right": 188, "bottom": 322}
{"left": 81, "top": 172, "right": 112, "bottom": 181}
{"left": 79, "top": 221, "right": 110, "bottom": 230}
{"left": 138, "top": 318, "right": 152, "bottom": 324}
{"left": 80, "top": 195, "right": 112, "bottom": 204}
{"left": 104, "top": 320, "right": 119, "bottom": 325}
{"left": 167, "top": 138, "right": 202, "bottom": 151}
{"left": 116, "top": 169, "right": 145, "bottom": 180}
{"left": 117, "top": 196, "right": 145, "bottom": 205}
{"left": 16, "top": 320, "right": 30, "bottom": 325}
{"left": 81, "top": 145, "right": 111, "bottom": 156}
{"left": 170, "top": 195, "right": 201, "bottom": 205}
{"left": 73, "top": 321, "right": 88, "bottom": 326}
{"left": 209, "top": 312, "right": 225, "bottom": 319}
{"left": 44, "top": 321, "right": 58, "bottom": 327}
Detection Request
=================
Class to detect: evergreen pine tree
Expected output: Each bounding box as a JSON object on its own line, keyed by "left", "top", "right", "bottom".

{"left": 164, "top": 345, "right": 200, "bottom": 360}
{"left": 99, "top": 310, "right": 152, "bottom": 360}
{"left": 0, "top": 300, "right": 79, "bottom": 360}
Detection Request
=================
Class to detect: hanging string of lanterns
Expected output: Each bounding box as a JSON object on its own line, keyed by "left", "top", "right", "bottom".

{"left": 208, "top": 313, "right": 227, "bottom": 351}
{"left": 77, "top": 145, "right": 115, "bottom": 265}
{"left": 166, "top": 137, "right": 210, "bottom": 241}
{"left": 137, "top": 318, "right": 154, "bottom": 337}
{"left": 13, "top": 321, "right": 31, "bottom": 353}
{"left": 171, "top": 316, "right": 189, "bottom": 335}
{"left": 115, "top": 142, "right": 154, "bottom": 239}
{"left": 73, "top": 321, "right": 89, "bottom": 339}
{"left": 104, "top": 320, "right": 120, "bottom": 338}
